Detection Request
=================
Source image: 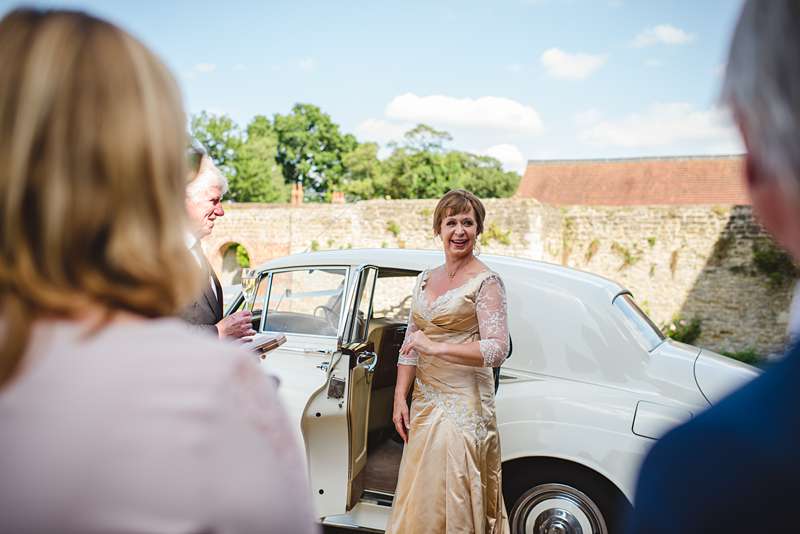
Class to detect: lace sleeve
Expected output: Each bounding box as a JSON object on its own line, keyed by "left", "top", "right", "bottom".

{"left": 397, "top": 311, "right": 419, "bottom": 366}
{"left": 397, "top": 272, "right": 424, "bottom": 366}
{"left": 476, "top": 274, "right": 510, "bottom": 367}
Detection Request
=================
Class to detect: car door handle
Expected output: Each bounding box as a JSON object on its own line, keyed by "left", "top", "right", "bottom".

{"left": 357, "top": 351, "right": 378, "bottom": 372}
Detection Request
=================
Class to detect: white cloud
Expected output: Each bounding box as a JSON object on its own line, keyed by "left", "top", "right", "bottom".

{"left": 385, "top": 93, "right": 544, "bottom": 134}
{"left": 194, "top": 63, "right": 217, "bottom": 73}
{"left": 580, "top": 102, "right": 742, "bottom": 150}
{"left": 633, "top": 25, "right": 694, "bottom": 48}
{"left": 355, "top": 118, "right": 414, "bottom": 145}
{"left": 573, "top": 108, "right": 603, "bottom": 127}
{"left": 481, "top": 144, "right": 526, "bottom": 174}
{"left": 540, "top": 48, "right": 607, "bottom": 80}
{"left": 297, "top": 57, "right": 316, "bottom": 72}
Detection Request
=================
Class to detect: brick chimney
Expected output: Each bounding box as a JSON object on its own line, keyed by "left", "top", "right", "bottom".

{"left": 291, "top": 182, "right": 303, "bottom": 206}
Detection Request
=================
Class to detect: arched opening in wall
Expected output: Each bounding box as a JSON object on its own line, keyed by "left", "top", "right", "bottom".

{"left": 219, "top": 242, "right": 250, "bottom": 287}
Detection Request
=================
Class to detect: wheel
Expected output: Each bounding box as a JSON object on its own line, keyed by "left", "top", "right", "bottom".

{"left": 503, "top": 459, "right": 629, "bottom": 534}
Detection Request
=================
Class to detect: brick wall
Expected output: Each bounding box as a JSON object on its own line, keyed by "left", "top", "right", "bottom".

{"left": 204, "top": 199, "right": 792, "bottom": 355}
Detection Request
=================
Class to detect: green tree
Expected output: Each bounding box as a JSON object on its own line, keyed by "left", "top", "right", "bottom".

{"left": 231, "top": 115, "right": 289, "bottom": 203}
{"left": 190, "top": 111, "right": 241, "bottom": 178}
{"left": 371, "top": 125, "right": 520, "bottom": 199}
{"left": 273, "top": 103, "right": 358, "bottom": 198}
{"left": 400, "top": 123, "right": 453, "bottom": 153}
{"left": 451, "top": 152, "right": 520, "bottom": 198}
{"left": 341, "top": 142, "right": 384, "bottom": 200}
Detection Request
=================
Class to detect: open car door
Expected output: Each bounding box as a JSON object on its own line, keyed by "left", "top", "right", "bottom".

{"left": 341, "top": 266, "right": 379, "bottom": 509}
{"left": 229, "top": 266, "right": 356, "bottom": 519}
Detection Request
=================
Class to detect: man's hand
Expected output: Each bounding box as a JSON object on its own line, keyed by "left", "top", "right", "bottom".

{"left": 216, "top": 310, "right": 256, "bottom": 340}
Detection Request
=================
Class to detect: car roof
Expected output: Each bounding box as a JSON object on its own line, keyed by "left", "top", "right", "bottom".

{"left": 256, "top": 248, "right": 625, "bottom": 296}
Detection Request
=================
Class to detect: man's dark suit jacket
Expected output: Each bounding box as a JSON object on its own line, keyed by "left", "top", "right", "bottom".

{"left": 626, "top": 342, "right": 800, "bottom": 533}
{"left": 179, "top": 253, "right": 223, "bottom": 337}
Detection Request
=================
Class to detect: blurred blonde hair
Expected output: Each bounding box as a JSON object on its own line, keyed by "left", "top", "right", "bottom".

{"left": 0, "top": 9, "right": 202, "bottom": 385}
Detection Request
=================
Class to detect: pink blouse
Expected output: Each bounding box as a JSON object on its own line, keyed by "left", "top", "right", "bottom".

{"left": 0, "top": 318, "right": 318, "bottom": 534}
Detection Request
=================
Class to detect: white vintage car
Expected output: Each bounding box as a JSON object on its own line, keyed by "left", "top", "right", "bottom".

{"left": 226, "top": 248, "right": 757, "bottom": 534}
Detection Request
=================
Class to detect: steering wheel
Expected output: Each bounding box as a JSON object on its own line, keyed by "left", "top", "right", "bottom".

{"left": 314, "top": 305, "right": 338, "bottom": 330}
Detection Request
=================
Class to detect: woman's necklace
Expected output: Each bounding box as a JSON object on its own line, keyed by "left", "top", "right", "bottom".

{"left": 446, "top": 256, "right": 472, "bottom": 280}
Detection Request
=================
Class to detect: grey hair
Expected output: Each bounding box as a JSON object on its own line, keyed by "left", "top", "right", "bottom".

{"left": 723, "top": 0, "right": 800, "bottom": 191}
{"left": 186, "top": 155, "right": 229, "bottom": 200}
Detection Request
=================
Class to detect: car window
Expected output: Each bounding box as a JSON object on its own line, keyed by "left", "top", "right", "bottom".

{"left": 613, "top": 293, "right": 665, "bottom": 352}
{"left": 226, "top": 276, "right": 268, "bottom": 317}
{"left": 263, "top": 268, "right": 348, "bottom": 337}
{"left": 371, "top": 274, "right": 418, "bottom": 323}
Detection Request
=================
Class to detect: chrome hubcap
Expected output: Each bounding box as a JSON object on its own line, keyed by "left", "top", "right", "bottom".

{"left": 510, "top": 483, "right": 607, "bottom": 534}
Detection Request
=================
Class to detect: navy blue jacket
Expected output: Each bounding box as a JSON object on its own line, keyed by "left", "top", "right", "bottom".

{"left": 626, "top": 342, "right": 800, "bottom": 533}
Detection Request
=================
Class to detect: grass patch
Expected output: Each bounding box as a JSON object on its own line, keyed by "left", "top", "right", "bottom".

{"left": 480, "top": 222, "right": 512, "bottom": 247}
{"left": 662, "top": 316, "right": 702, "bottom": 345}
{"left": 611, "top": 242, "right": 642, "bottom": 271}
{"left": 386, "top": 220, "right": 400, "bottom": 238}
{"left": 752, "top": 238, "right": 799, "bottom": 289}
{"left": 720, "top": 348, "right": 761, "bottom": 365}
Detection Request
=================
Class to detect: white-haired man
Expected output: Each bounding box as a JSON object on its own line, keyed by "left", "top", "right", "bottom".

{"left": 180, "top": 142, "right": 254, "bottom": 340}
{"left": 627, "top": 2, "right": 800, "bottom": 532}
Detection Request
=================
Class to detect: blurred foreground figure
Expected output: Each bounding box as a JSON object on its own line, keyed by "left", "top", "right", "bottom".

{"left": 627, "top": 1, "right": 800, "bottom": 532}
{"left": 0, "top": 9, "right": 317, "bottom": 534}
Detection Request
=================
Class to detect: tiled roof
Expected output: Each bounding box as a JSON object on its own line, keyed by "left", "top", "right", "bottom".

{"left": 516, "top": 155, "right": 749, "bottom": 205}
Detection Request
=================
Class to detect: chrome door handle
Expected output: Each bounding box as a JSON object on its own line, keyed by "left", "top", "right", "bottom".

{"left": 357, "top": 351, "right": 378, "bottom": 372}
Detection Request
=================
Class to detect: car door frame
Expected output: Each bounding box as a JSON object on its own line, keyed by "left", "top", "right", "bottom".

{"left": 340, "top": 265, "right": 379, "bottom": 509}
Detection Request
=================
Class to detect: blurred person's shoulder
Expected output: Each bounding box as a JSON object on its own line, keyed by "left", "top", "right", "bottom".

{"left": 16, "top": 317, "right": 264, "bottom": 397}
{"left": 630, "top": 345, "right": 800, "bottom": 533}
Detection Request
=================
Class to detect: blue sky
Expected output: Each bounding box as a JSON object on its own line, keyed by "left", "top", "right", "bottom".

{"left": 2, "top": 0, "right": 745, "bottom": 172}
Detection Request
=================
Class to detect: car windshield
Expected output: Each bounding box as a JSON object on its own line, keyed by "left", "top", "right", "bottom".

{"left": 613, "top": 293, "right": 665, "bottom": 352}
{"left": 262, "top": 267, "right": 348, "bottom": 337}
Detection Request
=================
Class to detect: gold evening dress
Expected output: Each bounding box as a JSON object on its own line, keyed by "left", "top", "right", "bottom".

{"left": 386, "top": 269, "right": 511, "bottom": 534}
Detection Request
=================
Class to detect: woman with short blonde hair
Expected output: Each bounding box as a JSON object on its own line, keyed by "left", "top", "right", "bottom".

{"left": 387, "top": 189, "right": 511, "bottom": 533}
{"left": 0, "top": 9, "right": 316, "bottom": 533}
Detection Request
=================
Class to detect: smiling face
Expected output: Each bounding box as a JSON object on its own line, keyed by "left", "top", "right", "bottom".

{"left": 439, "top": 206, "right": 478, "bottom": 258}
{"left": 185, "top": 159, "right": 226, "bottom": 238}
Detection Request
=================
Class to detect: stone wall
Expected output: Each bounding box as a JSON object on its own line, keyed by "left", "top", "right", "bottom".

{"left": 205, "top": 199, "right": 793, "bottom": 355}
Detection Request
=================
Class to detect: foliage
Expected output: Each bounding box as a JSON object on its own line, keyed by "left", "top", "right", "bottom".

{"left": 273, "top": 103, "right": 357, "bottom": 195}
{"left": 192, "top": 109, "right": 520, "bottom": 203}
{"left": 231, "top": 116, "right": 289, "bottom": 202}
{"left": 670, "top": 250, "right": 680, "bottom": 277}
{"left": 662, "top": 316, "right": 702, "bottom": 345}
{"left": 720, "top": 348, "right": 761, "bottom": 366}
{"left": 752, "top": 238, "right": 799, "bottom": 289}
{"left": 611, "top": 242, "right": 641, "bottom": 270}
{"left": 480, "top": 222, "right": 512, "bottom": 246}
{"left": 310, "top": 240, "right": 320, "bottom": 252}
{"left": 191, "top": 112, "right": 288, "bottom": 202}
{"left": 190, "top": 111, "right": 241, "bottom": 178}
{"left": 646, "top": 237, "right": 656, "bottom": 248}
{"left": 234, "top": 244, "right": 250, "bottom": 268}
{"left": 585, "top": 239, "right": 599, "bottom": 263}
{"left": 386, "top": 220, "right": 401, "bottom": 238}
